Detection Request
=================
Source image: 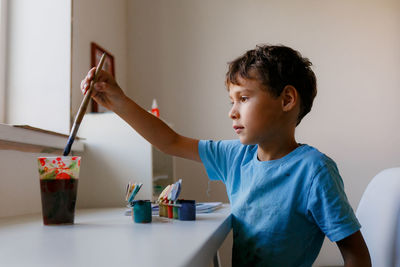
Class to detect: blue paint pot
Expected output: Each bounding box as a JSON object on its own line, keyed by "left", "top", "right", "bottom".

{"left": 133, "top": 200, "right": 152, "bottom": 223}
{"left": 178, "top": 200, "right": 196, "bottom": 221}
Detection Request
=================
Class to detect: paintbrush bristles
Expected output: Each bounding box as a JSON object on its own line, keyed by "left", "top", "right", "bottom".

{"left": 63, "top": 53, "right": 107, "bottom": 156}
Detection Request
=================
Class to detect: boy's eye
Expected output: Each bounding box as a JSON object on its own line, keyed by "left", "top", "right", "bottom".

{"left": 240, "top": 96, "right": 249, "bottom": 102}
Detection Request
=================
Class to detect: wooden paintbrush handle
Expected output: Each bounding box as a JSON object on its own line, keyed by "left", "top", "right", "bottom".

{"left": 71, "top": 53, "right": 107, "bottom": 134}
{"left": 63, "top": 53, "right": 107, "bottom": 156}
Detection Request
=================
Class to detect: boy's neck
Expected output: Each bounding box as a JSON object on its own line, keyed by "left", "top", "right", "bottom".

{"left": 256, "top": 136, "right": 299, "bottom": 162}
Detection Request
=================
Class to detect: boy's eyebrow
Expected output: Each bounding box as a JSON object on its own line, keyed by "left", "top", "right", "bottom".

{"left": 229, "top": 90, "right": 251, "bottom": 100}
{"left": 241, "top": 88, "right": 253, "bottom": 93}
{"left": 231, "top": 88, "right": 253, "bottom": 95}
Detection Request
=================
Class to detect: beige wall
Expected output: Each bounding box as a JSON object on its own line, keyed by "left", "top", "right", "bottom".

{"left": 71, "top": 0, "right": 128, "bottom": 122}
{"left": 77, "top": 113, "right": 153, "bottom": 208}
{"left": 126, "top": 0, "right": 400, "bottom": 266}
{"left": 0, "top": 150, "right": 43, "bottom": 217}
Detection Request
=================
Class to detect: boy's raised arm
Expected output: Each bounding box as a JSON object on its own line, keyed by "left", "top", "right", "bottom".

{"left": 115, "top": 96, "right": 200, "bottom": 162}
{"left": 80, "top": 68, "right": 201, "bottom": 162}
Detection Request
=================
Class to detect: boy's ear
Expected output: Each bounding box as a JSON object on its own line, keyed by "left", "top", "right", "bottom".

{"left": 281, "top": 85, "right": 298, "bottom": 112}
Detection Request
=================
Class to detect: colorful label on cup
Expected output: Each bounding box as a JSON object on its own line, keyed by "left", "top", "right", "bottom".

{"left": 38, "top": 156, "right": 81, "bottom": 180}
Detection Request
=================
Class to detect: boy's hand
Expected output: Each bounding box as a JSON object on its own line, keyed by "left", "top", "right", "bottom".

{"left": 80, "top": 67, "right": 127, "bottom": 112}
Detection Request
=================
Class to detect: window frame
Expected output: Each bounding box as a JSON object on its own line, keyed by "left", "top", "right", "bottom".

{"left": 0, "top": 0, "right": 7, "bottom": 123}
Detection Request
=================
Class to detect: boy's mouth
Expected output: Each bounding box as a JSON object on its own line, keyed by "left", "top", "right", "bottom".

{"left": 233, "top": 125, "right": 244, "bottom": 134}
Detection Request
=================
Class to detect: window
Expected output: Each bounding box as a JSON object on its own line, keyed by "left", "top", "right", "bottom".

{"left": 3, "top": 0, "right": 71, "bottom": 134}
{"left": 0, "top": 0, "right": 7, "bottom": 123}
{"left": 0, "top": 0, "right": 79, "bottom": 155}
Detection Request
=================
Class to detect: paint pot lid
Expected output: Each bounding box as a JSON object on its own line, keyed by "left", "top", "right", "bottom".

{"left": 131, "top": 199, "right": 150, "bottom": 205}
{"left": 179, "top": 199, "right": 195, "bottom": 204}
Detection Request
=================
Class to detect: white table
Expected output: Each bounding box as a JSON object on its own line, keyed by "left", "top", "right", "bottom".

{"left": 0, "top": 205, "right": 231, "bottom": 267}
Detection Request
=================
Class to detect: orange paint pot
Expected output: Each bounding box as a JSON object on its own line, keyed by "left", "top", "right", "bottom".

{"left": 167, "top": 201, "right": 173, "bottom": 218}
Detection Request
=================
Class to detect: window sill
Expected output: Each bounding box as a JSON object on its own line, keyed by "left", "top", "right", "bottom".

{"left": 0, "top": 123, "right": 84, "bottom": 155}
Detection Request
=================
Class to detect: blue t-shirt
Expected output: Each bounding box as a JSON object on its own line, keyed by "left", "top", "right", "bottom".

{"left": 198, "top": 140, "right": 360, "bottom": 267}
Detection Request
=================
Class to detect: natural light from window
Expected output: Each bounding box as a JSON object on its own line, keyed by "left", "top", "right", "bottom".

{"left": 4, "top": 0, "right": 71, "bottom": 134}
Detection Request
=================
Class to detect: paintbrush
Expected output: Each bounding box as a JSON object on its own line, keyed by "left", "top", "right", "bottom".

{"left": 63, "top": 52, "right": 107, "bottom": 156}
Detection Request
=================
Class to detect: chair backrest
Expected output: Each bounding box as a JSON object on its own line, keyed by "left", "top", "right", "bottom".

{"left": 356, "top": 168, "right": 400, "bottom": 267}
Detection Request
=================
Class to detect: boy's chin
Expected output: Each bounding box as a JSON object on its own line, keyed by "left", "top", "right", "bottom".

{"left": 238, "top": 137, "right": 256, "bottom": 145}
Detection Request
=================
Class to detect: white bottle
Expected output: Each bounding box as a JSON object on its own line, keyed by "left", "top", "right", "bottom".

{"left": 151, "top": 99, "right": 160, "bottom": 117}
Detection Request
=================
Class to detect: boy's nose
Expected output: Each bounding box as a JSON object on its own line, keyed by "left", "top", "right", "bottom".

{"left": 229, "top": 106, "right": 239, "bottom": 119}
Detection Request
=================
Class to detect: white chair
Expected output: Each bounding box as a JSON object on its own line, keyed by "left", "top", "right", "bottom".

{"left": 356, "top": 168, "right": 400, "bottom": 267}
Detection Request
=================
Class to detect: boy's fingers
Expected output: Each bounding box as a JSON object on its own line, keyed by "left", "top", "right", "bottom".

{"left": 88, "top": 67, "right": 96, "bottom": 80}
{"left": 80, "top": 79, "right": 87, "bottom": 92}
{"left": 94, "top": 81, "right": 106, "bottom": 91}
{"left": 81, "top": 68, "right": 109, "bottom": 95}
{"left": 81, "top": 67, "right": 97, "bottom": 93}
{"left": 95, "top": 70, "right": 109, "bottom": 83}
{"left": 91, "top": 89, "right": 98, "bottom": 98}
{"left": 80, "top": 79, "right": 90, "bottom": 94}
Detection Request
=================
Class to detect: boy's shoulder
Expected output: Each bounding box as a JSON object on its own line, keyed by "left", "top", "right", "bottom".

{"left": 296, "top": 144, "right": 337, "bottom": 169}
{"left": 295, "top": 145, "right": 340, "bottom": 184}
{"left": 201, "top": 139, "right": 252, "bottom": 154}
{"left": 200, "top": 140, "right": 338, "bottom": 172}
{"left": 300, "top": 144, "right": 332, "bottom": 160}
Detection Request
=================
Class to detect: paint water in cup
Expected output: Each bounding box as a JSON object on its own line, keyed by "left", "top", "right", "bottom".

{"left": 37, "top": 156, "right": 81, "bottom": 225}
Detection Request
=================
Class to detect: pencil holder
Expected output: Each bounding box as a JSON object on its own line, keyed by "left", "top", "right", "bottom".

{"left": 133, "top": 200, "right": 152, "bottom": 223}
{"left": 178, "top": 200, "right": 196, "bottom": 221}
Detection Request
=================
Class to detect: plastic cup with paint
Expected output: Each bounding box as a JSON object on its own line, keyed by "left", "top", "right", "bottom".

{"left": 37, "top": 156, "right": 81, "bottom": 225}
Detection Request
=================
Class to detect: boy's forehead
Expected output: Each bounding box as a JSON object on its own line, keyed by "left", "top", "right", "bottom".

{"left": 227, "top": 77, "right": 264, "bottom": 93}
{"left": 228, "top": 84, "right": 251, "bottom": 94}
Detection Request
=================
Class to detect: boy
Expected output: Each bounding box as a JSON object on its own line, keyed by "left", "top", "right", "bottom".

{"left": 81, "top": 44, "right": 371, "bottom": 266}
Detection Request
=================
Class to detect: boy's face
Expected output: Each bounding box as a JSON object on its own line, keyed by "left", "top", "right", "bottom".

{"left": 228, "top": 76, "right": 286, "bottom": 145}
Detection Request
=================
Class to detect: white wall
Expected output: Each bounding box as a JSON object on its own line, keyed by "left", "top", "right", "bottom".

{"left": 76, "top": 113, "right": 153, "bottom": 208}
{"left": 0, "top": 150, "right": 43, "bottom": 217}
{"left": 126, "top": 0, "right": 400, "bottom": 266}
{"left": 70, "top": 0, "right": 130, "bottom": 208}
{"left": 6, "top": 0, "right": 71, "bottom": 134}
{"left": 71, "top": 0, "right": 128, "bottom": 122}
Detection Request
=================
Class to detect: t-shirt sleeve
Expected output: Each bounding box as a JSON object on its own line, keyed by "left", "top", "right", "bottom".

{"left": 306, "top": 159, "right": 361, "bottom": 242}
{"left": 198, "top": 140, "right": 237, "bottom": 183}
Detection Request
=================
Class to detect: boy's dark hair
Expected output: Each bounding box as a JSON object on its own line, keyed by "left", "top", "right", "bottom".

{"left": 226, "top": 44, "right": 317, "bottom": 125}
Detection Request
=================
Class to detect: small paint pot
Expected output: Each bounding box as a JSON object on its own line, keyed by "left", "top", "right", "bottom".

{"left": 133, "top": 200, "right": 152, "bottom": 223}
{"left": 167, "top": 201, "right": 173, "bottom": 218}
{"left": 178, "top": 200, "right": 196, "bottom": 221}
{"left": 173, "top": 200, "right": 179, "bottom": 219}
{"left": 158, "top": 203, "right": 163, "bottom": 217}
{"left": 159, "top": 202, "right": 167, "bottom": 217}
